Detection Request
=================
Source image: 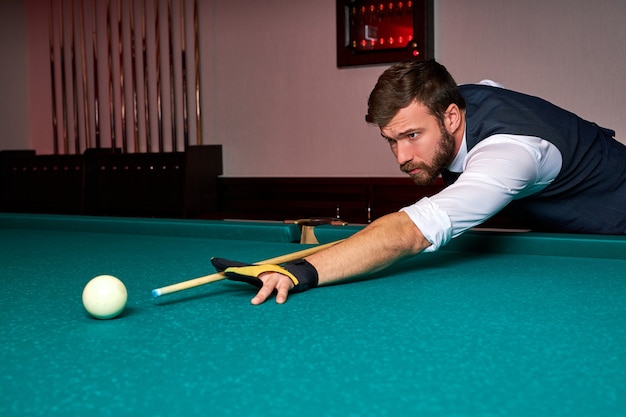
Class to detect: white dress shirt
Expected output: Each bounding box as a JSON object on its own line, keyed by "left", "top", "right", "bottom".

{"left": 401, "top": 123, "right": 563, "bottom": 252}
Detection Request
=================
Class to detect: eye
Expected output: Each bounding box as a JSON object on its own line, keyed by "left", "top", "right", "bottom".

{"left": 385, "top": 137, "right": 397, "bottom": 147}
{"left": 407, "top": 132, "right": 419, "bottom": 140}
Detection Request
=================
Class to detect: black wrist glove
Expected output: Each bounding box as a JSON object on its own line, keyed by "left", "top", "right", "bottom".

{"left": 210, "top": 258, "right": 319, "bottom": 293}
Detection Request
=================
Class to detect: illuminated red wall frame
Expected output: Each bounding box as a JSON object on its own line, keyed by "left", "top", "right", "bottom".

{"left": 336, "top": 0, "right": 434, "bottom": 67}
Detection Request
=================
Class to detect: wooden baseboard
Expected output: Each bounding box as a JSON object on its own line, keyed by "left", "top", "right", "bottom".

{"left": 214, "top": 176, "right": 532, "bottom": 229}
{"left": 215, "top": 177, "right": 444, "bottom": 224}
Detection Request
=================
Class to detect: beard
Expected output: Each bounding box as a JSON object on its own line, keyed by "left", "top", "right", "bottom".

{"left": 400, "top": 125, "right": 457, "bottom": 186}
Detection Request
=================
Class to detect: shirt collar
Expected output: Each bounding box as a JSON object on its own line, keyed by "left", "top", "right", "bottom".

{"left": 447, "top": 130, "right": 467, "bottom": 173}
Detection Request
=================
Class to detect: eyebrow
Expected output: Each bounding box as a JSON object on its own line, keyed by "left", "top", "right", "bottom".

{"left": 381, "top": 128, "right": 419, "bottom": 141}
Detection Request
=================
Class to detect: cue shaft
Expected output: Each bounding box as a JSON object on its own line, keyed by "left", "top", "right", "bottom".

{"left": 49, "top": 3, "right": 59, "bottom": 154}
{"left": 106, "top": 0, "right": 116, "bottom": 149}
{"left": 193, "top": 0, "right": 201, "bottom": 145}
{"left": 152, "top": 239, "right": 345, "bottom": 297}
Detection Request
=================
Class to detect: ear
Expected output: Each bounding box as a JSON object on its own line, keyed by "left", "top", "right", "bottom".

{"left": 443, "top": 103, "right": 462, "bottom": 134}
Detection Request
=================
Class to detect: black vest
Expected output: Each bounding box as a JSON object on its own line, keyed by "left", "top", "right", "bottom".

{"left": 454, "top": 84, "right": 626, "bottom": 234}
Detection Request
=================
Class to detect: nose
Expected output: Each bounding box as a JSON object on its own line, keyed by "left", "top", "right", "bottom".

{"left": 395, "top": 139, "right": 414, "bottom": 165}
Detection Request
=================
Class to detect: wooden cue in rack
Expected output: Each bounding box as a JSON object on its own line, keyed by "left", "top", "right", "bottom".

{"left": 151, "top": 239, "right": 345, "bottom": 298}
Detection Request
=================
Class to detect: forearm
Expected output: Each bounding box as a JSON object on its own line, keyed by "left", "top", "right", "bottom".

{"left": 305, "top": 211, "right": 431, "bottom": 286}
{"left": 214, "top": 211, "right": 431, "bottom": 305}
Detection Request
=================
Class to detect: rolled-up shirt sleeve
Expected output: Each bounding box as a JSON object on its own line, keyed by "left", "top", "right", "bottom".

{"left": 401, "top": 136, "right": 561, "bottom": 252}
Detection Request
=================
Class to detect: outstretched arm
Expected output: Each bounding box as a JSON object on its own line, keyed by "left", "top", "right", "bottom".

{"left": 250, "top": 211, "right": 431, "bottom": 304}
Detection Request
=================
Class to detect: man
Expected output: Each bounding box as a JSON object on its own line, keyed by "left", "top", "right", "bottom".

{"left": 212, "top": 59, "right": 626, "bottom": 305}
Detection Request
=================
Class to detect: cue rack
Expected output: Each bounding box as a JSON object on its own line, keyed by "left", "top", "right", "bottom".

{"left": 47, "top": 0, "right": 202, "bottom": 156}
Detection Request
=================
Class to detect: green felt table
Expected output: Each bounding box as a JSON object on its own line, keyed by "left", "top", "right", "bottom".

{"left": 1, "top": 213, "right": 625, "bottom": 417}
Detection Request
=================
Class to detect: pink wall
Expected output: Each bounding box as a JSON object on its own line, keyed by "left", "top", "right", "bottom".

{"left": 0, "top": 0, "right": 29, "bottom": 151}
{"left": 26, "top": 0, "right": 54, "bottom": 154}
{"left": 7, "top": 0, "right": 626, "bottom": 177}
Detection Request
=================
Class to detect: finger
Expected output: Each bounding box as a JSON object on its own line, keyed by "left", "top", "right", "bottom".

{"left": 273, "top": 274, "right": 295, "bottom": 304}
{"left": 251, "top": 273, "right": 294, "bottom": 305}
{"left": 250, "top": 273, "right": 281, "bottom": 305}
{"left": 250, "top": 283, "right": 275, "bottom": 305}
{"left": 274, "top": 279, "right": 292, "bottom": 304}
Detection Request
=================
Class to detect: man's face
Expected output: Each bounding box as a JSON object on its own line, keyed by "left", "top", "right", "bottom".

{"left": 380, "top": 100, "right": 457, "bottom": 185}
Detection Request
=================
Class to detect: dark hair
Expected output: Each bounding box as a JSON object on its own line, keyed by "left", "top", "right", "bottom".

{"left": 365, "top": 59, "right": 466, "bottom": 127}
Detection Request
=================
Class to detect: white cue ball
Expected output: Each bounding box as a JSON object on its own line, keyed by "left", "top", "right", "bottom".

{"left": 82, "top": 275, "right": 128, "bottom": 319}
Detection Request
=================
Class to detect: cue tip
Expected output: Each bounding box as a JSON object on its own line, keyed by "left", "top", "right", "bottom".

{"left": 151, "top": 289, "right": 162, "bottom": 298}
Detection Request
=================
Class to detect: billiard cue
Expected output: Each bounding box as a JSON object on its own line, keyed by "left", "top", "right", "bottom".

{"left": 92, "top": 0, "right": 101, "bottom": 148}
{"left": 106, "top": 0, "right": 117, "bottom": 149}
{"left": 167, "top": 0, "right": 177, "bottom": 151}
{"left": 154, "top": 0, "right": 164, "bottom": 152}
{"left": 129, "top": 0, "right": 139, "bottom": 151}
{"left": 60, "top": 0, "right": 69, "bottom": 154}
{"left": 117, "top": 0, "right": 127, "bottom": 153}
{"left": 142, "top": 0, "right": 151, "bottom": 151}
{"left": 79, "top": 0, "right": 91, "bottom": 149}
{"left": 48, "top": 3, "right": 59, "bottom": 154}
{"left": 70, "top": 0, "right": 80, "bottom": 154}
{"left": 180, "top": 0, "right": 189, "bottom": 149}
{"left": 151, "top": 239, "right": 345, "bottom": 298}
{"left": 193, "top": 0, "right": 201, "bottom": 145}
